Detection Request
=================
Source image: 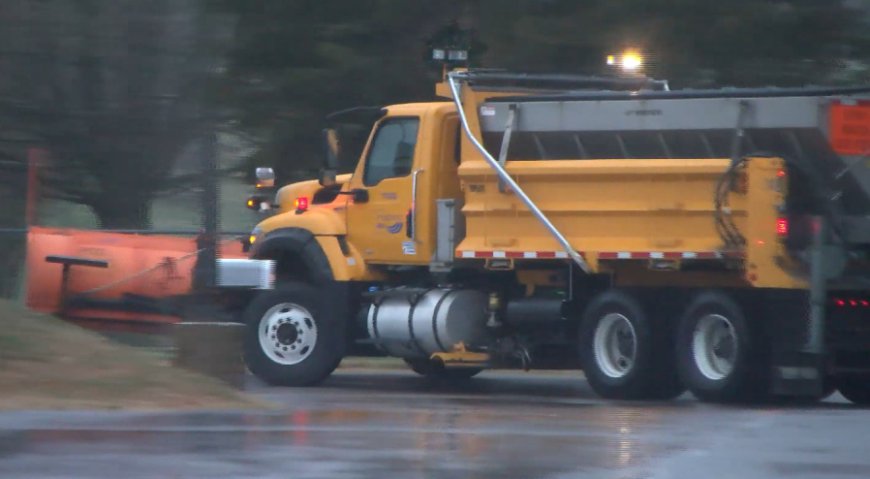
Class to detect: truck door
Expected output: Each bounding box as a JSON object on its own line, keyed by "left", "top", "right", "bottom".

{"left": 346, "top": 116, "right": 424, "bottom": 264}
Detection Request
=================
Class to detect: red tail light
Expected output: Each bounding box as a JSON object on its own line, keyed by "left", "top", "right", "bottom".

{"left": 776, "top": 217, "right": 789, "bottom": 237}
{"left": 833, "top": 298, "right": 870, "bottom": 308}
{"left": 295, "top": 196, "right": 310, "bottom": 212}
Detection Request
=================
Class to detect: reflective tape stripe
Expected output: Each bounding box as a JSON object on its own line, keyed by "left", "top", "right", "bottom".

{"left": 455, "top": 250, "right": 582, "bottom": 259}
{"left": 457, "top": 250, "right": 742, "bottom": 260}
{"left": 597, "top": 251, "right": 739, "bottom": 260}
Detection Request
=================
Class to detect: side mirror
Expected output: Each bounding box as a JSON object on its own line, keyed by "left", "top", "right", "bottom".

{"left": 255, "top": 167, "right": 275, "bottom": 188}
{"left": 320, "top": 128, "right": 340, "bottom": 186}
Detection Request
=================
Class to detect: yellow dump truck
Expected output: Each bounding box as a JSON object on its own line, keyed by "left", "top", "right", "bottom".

{"left": 242, "top": 69, "right": 870, "bottom": 404}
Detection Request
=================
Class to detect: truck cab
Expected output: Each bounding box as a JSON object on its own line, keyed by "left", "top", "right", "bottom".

{"left": 250, "top": 102, "right": 460, "bottom": 281}
{"left": 343, "top": 103, "right": 460, "bottom": 266}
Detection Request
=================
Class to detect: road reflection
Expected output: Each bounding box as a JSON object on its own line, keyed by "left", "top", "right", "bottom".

{"left": 1, "top": 371, "right": 857, "bottom": 478}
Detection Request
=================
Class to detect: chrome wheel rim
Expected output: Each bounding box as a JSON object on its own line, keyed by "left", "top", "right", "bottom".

{"left": 258, "top": 302, "right": 317, "bottom": 365}
{"left": 692, "top": 314, "right": 737, "bottom": 381}
{"left": 593, "top": 313, "right": 637, "bottom": 378}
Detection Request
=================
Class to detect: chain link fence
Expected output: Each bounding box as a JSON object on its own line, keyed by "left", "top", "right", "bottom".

{"left": 0, "top": 0, "right": 249, "bottom": 304}
{"left": 0, "top": 137, "right": 258, "bottom": 303}
{"left": 0, "top": 142, "right": 28, "bottom": 299}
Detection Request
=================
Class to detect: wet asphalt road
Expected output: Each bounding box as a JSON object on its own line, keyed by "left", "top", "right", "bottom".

{"left": 1, "top": 369, "right": 869, "bottom": 479}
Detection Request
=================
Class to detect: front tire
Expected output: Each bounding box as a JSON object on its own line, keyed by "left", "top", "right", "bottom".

{"left": 676, "top": 291, "right": 769, "bottom": 403}
{"left": 244, "top": 282, "right": 345, "bottom": 386}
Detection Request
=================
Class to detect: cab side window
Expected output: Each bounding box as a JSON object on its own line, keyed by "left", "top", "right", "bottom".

{"left": 363, "top": 117, "right": 419, "bottom": 186}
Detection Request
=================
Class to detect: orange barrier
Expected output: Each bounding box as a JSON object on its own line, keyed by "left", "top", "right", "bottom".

{"left": 26, "top": 227, "right": 246, "bottom": 322}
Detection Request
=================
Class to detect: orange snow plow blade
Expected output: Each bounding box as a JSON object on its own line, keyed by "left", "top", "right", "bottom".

{"left": 26, "top": 226, "right": 246, "bottom": 325}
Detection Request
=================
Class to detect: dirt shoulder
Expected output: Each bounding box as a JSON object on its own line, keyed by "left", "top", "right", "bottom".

{"left": 0, "top": 300, "right": 263, "bottom": 410}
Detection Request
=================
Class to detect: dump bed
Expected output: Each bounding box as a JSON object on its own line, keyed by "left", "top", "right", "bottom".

{"left": 478, "top": 87, "right": 870, "bottom": 214}
{"left": 453, "top": 77, "right": 870, "bottom": 269}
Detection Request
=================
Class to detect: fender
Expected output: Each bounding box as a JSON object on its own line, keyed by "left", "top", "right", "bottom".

{"left": 256, "top": 207, "right": 346, "bottom": 236}
{"left": 250, "top": 228, "right": 353, "bottom": 331}
{"left": 252, "top": 227, "right": 382, "bottom": 283}
{"left": 252, "top": 207, "right": 383, "bottom": 282}
{"left": 251, "top": 228, "right": 335, "bottom": 285}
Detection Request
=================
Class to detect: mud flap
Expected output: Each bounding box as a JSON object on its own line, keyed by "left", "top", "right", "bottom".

{"left": 770, "top": 351, "right": 825, "bottom": 397}
{"left": 769, "top": 217, "right": 838, "bottom": 397}
{"left": 762, "top": 288, "right": 825, "bottom": 397}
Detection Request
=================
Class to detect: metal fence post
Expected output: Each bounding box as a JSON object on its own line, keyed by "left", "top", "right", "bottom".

{"left": 193, "top": 129, "right": 219, "bottom": 291}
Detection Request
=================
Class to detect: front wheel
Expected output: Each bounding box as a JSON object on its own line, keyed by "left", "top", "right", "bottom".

{"left": 244, "top": 282, "right": 345, "bottom": 386}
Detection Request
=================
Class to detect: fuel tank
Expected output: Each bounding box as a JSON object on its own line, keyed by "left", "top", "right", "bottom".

{"left": 366, "top": 289, "right": 489, "bottom": 359}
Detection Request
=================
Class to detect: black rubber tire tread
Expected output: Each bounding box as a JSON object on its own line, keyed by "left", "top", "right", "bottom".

{"left": 404, "top": 358, "right": 482, "bottom": 381}
{"left": 837, "top": 375, "right": 870, "bottom": 405}
{"left": 645, "top": 294, "right": 687, "bottom": 400}
{"left": 676, "top": 291, "right": 770, "bottom": 403}
{"left": 579, "top": 290, "right": 682, "bottom": 400}
{"left": 244, "top": 282, "right": 345, "bottom": 386}
{"left": 646, "top": 353, "right": 687, "bottom": 400}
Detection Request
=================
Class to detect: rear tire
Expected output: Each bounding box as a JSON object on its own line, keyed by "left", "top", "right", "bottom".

{"left": 837, "top": 375, "right": 870, "bottom": 405}
{"left": 579, "top": 290, "right": 683, "bottom": 400}
{"left": 676, "top": 291, "right": 769, "bottom": 403}
{"left": 244, "top": 282, "right": 345, "bottom": 386}
{"left": 405, "top": 358, "right": 482, "bottom": 381}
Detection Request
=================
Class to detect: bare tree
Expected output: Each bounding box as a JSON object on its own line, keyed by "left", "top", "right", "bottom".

{"left": 0, "top": 0, "right": 232, "bottom": 228}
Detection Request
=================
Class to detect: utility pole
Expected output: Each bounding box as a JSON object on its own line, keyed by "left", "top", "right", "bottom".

{"left": 25, "top": 148, "right": 46, "bottom": 227}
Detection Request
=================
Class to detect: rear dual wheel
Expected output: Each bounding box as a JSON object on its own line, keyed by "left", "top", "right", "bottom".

{"left": 581, "top": 290, "right": 772, "bottom": 403}
{"left": 676, "top": 292, "right": 770, "bottom": 403}
{"left": 580, "top": 291, "right": 684, "bottom": 400}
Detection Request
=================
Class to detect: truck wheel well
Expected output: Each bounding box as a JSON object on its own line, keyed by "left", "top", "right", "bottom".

{"left": 275, "top": 251, "right": 312, "bottom": 284}
{"left": 251, "top": 228, "right": 335, "bottom": 286}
